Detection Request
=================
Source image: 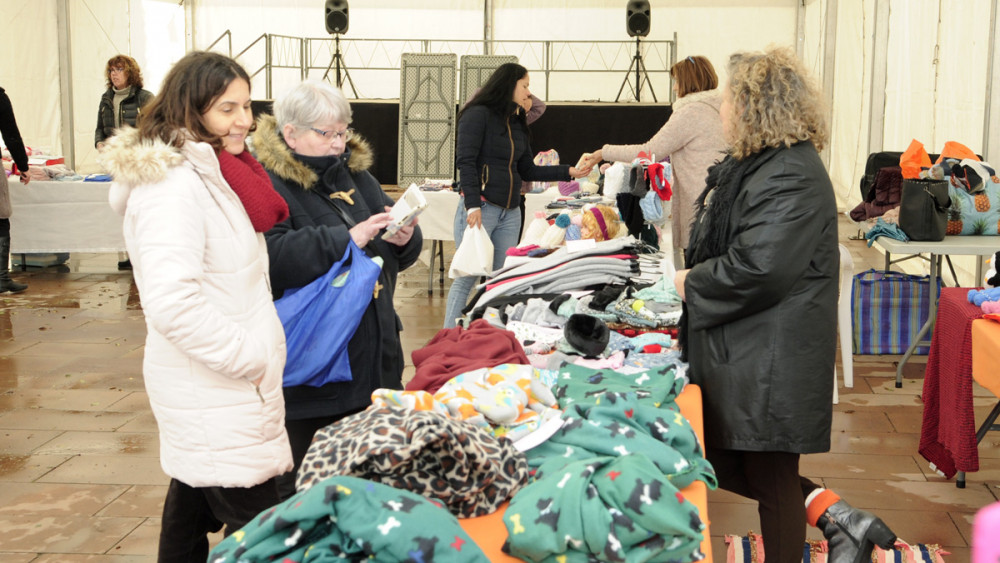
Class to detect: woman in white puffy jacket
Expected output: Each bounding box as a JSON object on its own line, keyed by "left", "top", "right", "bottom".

{"left": 102, "top": 51, "right": 292, "bottom": 561}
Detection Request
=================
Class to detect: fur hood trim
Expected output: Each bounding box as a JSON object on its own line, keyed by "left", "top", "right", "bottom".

{"left": 673, "top": 89, "right": 722, "bottom": 112}
{"left": 252, "top": 114, "right": 374, "bottom": 190}
{"left": 99, "top": 126, "right": 186, "bottom": 187}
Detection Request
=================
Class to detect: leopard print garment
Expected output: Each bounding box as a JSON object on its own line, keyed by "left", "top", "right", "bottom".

{"left": 297, "top": 405, "right": 529, "bottom": 518}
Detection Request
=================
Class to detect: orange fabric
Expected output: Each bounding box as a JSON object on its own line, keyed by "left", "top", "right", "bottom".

{"left": 899, "top": 139, "right": 931, "bottom": 179}
{"left": 458, "top": 384, "right": 712, "bottom": 562}
{"left": 971, "top": 319, "right": 1000, "bottom": 398}
{"left": 935, "top": 141, "right": 980, "bottom": 164}
{"left": 805, "top": 489, "right": 841, "bottom": 527}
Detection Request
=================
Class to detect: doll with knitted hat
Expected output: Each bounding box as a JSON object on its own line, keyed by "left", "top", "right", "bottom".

{"left": 580, "top": 204, "right": 622, "bottom": 242}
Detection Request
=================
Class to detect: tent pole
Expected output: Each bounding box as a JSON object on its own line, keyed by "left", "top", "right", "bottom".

{"left": 56, "top": 0, "right": 74, "bottom": 170}
{"left": 820, "top": 0, "right": 839, "bottom": 168}
{"left": 984, "top": 0, "right": 999, "bottom": 162}
{"left": 867, "top": 0, "right": 889, "bottom": 157}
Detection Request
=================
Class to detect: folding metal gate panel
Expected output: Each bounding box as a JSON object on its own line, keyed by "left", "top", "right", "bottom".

{"left": 397, "top": 53, "right": 457, "bottom": 186}
{"left": 459, "top": 54, "right": 517, "bottom": 106}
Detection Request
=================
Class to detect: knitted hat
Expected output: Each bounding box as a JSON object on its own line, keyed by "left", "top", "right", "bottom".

{"left": 539, "top": 213, "right": 571, "bottom": 248}
{"left": 564, "top": 314, "right": 610, "bottom": 357}
{"left": 521, "top": 210, "right": 550, "bottom": 247}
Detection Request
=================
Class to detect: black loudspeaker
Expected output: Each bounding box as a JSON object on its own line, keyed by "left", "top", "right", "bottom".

{"left": 626, "top": 0, "right": 650, "bottom": 37}
{"left": 325, "top": 0, "right": 349, "bottom": 34}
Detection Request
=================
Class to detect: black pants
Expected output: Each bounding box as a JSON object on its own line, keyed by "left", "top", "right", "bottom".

{"left": 276, "top": 408, "right": 366, "bottom": 500}
{"left": 158, "top": 477, "right": 280, "bottom": 563}
{"left": 706, "top": 448, "right": 821, "bottom": 563}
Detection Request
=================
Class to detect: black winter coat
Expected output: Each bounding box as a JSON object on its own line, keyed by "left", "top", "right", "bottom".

{"left": 95, "top": 86, "right": 154, "bottom": 146}
{"left": 456, "top": 104, "right": 570, "bottom": 211}
{"left": 254, "top": 114, "right": 423, "bottom": 420}
{"left": 683, "top": 141, "right": 838, "bottom": 454}
{"left": 0, "top": 87, "right": 28, "bottom": 173}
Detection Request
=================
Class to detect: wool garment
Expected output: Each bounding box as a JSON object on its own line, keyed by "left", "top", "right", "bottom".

{"left": 208, "top": 475, "right": 487, "bottom": 562}
{"left": 503, "top": 454, "right": 706, "bottom": 563}
{"left": 297, "top": 406, "right": 529, "bottom": 518}
{"left": 406, "top": 319, "right": 530, "bottom": 395}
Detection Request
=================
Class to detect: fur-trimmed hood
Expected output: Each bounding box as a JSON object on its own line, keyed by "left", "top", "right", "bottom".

{"left": 252, "top": 113, "right": 374, "bottom": 190}
{"left": 102, "top": 126, "right": 215, "bottom": 216}
{"left": 672, "top": 88, "right": 722, "bottom": 112}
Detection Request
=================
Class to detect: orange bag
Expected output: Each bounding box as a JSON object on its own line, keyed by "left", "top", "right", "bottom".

{"left": 935, "top": 141, "right": 980, "bottom": 164}
{"left": 899, "top": 139, "right": 931, "bottom": 179}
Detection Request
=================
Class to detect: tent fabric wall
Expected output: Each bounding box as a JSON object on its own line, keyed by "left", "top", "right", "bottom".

{"left": 2, "top": 0, "right": 998, "bottom": 281}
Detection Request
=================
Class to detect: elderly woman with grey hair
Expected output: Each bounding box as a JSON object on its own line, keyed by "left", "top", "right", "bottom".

{"left": 253, "top": 80, "right": 422, "bottom": 498}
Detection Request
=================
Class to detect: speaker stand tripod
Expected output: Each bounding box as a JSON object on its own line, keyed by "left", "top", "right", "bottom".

{"left": 322, "top": 34, "right": 358, "bottom": 97}
{"left": 616, "top": 37, "right": 657, "bottom": 103}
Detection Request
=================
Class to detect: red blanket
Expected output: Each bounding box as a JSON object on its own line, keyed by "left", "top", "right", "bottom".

{"left": 406, "top": 319, "right": 530, "bottom": 394}
{"left": 918, "top": 287, "right": 983, "bottom": 477}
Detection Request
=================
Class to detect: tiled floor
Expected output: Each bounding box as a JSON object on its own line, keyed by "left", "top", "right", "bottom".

{"left": 0, "top": 216, "right": 997, "bottom": 561}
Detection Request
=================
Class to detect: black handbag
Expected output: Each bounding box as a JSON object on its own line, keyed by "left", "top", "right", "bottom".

{"left": 897, "top": 178, "right": 951, "bottom": 241}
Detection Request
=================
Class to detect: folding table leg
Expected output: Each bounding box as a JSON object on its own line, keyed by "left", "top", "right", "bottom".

{"left": 956, "top": 399, "right": 1000, "bottom": 488}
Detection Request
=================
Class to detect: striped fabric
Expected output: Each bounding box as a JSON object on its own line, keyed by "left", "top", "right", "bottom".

{"left": 725, "top": 532, "right": 948, "bottom": 563}
{"left": 851, "top": 269, "right": 939, "bottom": 355}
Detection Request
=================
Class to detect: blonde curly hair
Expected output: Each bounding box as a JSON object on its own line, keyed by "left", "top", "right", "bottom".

{"left": 723, "top": 46, "right": 828, "bottom": 160}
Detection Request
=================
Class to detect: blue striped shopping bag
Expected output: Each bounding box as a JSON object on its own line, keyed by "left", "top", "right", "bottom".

{"left": 851, "top": 269, "right": 940, "bottom": 355}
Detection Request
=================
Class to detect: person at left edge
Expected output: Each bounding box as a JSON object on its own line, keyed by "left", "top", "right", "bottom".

{"left": 253, "top": 79, "right": 423, "bottom": 499}
{"left": 0, "top": 86, "right": 31, "bottom": 294}
{"left": 102, "top": 50, "right": 292, "bottom": 561}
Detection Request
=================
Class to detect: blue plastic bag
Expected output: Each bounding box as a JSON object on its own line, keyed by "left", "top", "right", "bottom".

{"left": 274, "top": 241, "right": 382, "bottom": 387}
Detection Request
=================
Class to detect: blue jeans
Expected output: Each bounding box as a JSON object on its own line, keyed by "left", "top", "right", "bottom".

{"left": 443, "top": 202, "right": 521, "bottom": 328}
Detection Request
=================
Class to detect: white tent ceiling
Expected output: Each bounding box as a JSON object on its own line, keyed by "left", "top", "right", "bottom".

{"left": 1, "top": 0, "right": 998, "bottom": 221}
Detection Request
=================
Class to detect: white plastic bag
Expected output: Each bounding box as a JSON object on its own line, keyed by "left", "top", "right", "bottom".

{"left": 448, "top": 226, "right": 494, "bottom": 278}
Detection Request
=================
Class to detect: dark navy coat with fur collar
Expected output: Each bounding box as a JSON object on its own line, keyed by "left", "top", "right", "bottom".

{"left": 253, "top": 114, "right": 422, "bottom": 420}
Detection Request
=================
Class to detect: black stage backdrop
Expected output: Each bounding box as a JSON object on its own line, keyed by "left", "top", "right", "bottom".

{"left": 252, "top": 100, "right": 671, "bottom": 185}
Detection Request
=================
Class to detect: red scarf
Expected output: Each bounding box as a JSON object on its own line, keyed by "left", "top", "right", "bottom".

{"left": 217, "top": 150, "right": 289, "bottom": 232}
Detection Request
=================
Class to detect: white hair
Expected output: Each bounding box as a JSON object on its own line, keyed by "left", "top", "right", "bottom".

{"left": 273, "top": 79, "right": 352, "bottom": 130}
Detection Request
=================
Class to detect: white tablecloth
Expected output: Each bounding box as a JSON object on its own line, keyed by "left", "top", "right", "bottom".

{"left": 10, "top": 180, "right": 125, "bottom": 253}
{"left": 419, "top": 189, "right": 562, "bottom": 241}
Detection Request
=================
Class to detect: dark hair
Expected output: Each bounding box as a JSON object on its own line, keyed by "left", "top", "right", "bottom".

{"left": 670, "top": 55, "right": 718, "bottom": 98}
{"left": 105, "top": 54, "right": 144, "bottom": 89}
{"left": 459, "top": 62, "right": 528, "bottom": 123}
{"left": 138, "top": 51, "right": 252, "bottom": 151}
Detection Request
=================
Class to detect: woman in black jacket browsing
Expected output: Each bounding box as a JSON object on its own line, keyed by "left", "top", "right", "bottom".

{"left": 444, "top": 63, "right": 590, "bottom": 328}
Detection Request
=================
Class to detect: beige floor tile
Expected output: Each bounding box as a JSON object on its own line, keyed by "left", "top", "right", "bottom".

{"left": 0, "top": 553, "right": 36, "bottom": 563}
{"left": 0, "top": 428, "right": 61, "bottom": 454}
{"left": 115, "top": 413, "right": 159, "bottom": 433}
{"left": 96, "top": 485, "right": 166, "bottom": 518}
{"left": 0, "top": 514, "right": 143, "bottom": 553}
{"left": 800, "top": 452, "right": 928, "bottom": 481}
{"left": 0, "top": 483, "right": 130, "bottom": 516}
{"left": 33, "top": 431, "right": 159, "bottom": 457}
{"left": 107, "top": 517, "right": 158, "bottom": 556}
{"left": 32, "top": 555, "right": 155, "bottom": 562}
{"left": 37, "top": 455, "right": 168, "bottom": 486}
{"left": 825, "top": 477, "right": 996, "bottom": 513}
{"left": 827, "top": 430, "right": 922, "bottom": 456}
{"left": 11, "top": 342, "right": 142, "bottom": 360}
{"left": 0, "top": 388, "right": 133, "bottom": 412}
{"left": 0, "top": 408, "right": 139, "bottom": 432}
{"left": 0, "top": 453, "right": 74, "bottom": 482}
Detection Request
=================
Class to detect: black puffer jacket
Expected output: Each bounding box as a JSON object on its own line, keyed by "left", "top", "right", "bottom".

{"left": 253, "top": 114, "right": 423, "bottom": 420}
{"left": 683, "top": 141, "right": 838, "bottom": 454}
{"left": 456, "top": 103, "right": 570, "bottom": 211}
{"left": 95, "top": 86, "right": 154, "bottom": 146}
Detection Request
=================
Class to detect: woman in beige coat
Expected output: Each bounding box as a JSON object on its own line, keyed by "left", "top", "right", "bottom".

{"left": 583, "top": 56, "right": 726, "bottom": 262}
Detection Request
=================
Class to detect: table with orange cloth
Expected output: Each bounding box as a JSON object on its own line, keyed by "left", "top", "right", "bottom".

{"left": 459, "top": 383, "right": 712, "bottom": 563}
{"left": 918, "top": 287, "right": 983, "bottom": 480}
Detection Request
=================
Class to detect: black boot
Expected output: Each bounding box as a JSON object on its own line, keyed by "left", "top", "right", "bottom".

{"left": 817, "top": 499, "right": 897, "bottom": 563}
{"left": 0, "top": 237, "right": 27, "bottom": 294}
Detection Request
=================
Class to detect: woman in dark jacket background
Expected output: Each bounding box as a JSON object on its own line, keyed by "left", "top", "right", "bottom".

{"left": 0, "top": 86, "right": 31, "bottom": 294}
{"left": 443, "top": 62, "right": 590, "bottom": 328}
{"left": 675, "top": 47, "right": 896, "bottom": 563}
{"left": 95, "top": 54, "right": 154, "bottom": 149}
{"left": 254, "top": 80, "right": 422, "bottom": 498}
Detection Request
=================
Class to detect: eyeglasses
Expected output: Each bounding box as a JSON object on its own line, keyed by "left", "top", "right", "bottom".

{"left": 110, "top": 67, "right": 126, "bottom": 74}
{"left": 309, "top": 127, "right": 354, "bottom": 142}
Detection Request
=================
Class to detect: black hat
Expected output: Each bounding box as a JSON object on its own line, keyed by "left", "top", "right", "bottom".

{"left": 564, "top": 314, "right": 610, "bottom": 357}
